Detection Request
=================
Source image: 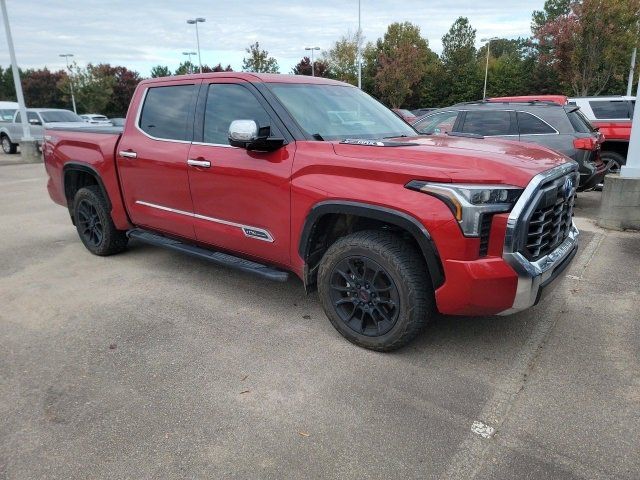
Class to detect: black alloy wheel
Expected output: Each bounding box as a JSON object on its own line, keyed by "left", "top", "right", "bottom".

{"left": 76, "top": 199, "right": 104, "bottom": 247}
{"left": 328, "top": 256, "right": 401, "bottom": 336}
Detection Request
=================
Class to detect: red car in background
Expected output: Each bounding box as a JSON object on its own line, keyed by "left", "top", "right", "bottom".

{"left": 392, "top": 108, "right": 417, "bottom": 123}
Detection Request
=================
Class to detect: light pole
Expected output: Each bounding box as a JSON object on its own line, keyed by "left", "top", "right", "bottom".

{"left": 627, "top": 47, "right": 637, "bottom": 97}
{"left": 357, "top": 0, "right": 362, "bottom": 89}
{"left": 304, "top": 47, "right": 320, "bottom": 76}
{"left": 182, "top": 51, "right": 197, "bottom": 73}
{"left": 186, "top": 17, "right": 205, "bottom": 73}
{"left": 481, "top": 37, "right": 499, "bottom": 100}
{"left": 1, "top": 0, "right": 32, "bottom": 144}
{"left": 59, "top": 53, "right": 77, "bottom": 113}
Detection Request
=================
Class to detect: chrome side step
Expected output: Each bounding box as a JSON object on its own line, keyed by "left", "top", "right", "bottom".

{"left": 127, "top": 228, "right": 289, "bottom": 282}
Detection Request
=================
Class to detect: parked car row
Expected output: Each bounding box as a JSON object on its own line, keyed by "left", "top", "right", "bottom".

{"left": 0, "top": 106, "right": 125, "bottom": 154}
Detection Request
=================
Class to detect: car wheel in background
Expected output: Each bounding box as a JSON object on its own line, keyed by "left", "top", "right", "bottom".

{"left": 1, "top": 134, "right": 17, "bottom": 154}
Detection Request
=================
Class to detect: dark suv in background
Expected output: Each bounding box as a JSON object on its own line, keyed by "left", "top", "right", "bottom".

{"left": 413, "top": 100, "right": 606, "bottom": 191}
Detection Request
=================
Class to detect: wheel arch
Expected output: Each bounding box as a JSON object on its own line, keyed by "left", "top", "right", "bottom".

{"left": 62, "top": 162, "right": 112, "bottom": 222}
{"left": 298, "top": 201, "right": 444, "bottom": 291}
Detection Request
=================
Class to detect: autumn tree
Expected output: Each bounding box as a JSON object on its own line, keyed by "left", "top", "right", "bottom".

{"left": 292, "top": 56, "right": 329, "bottom": 77}
{"left": 534, "top": 0, "right": 640, "bottom": 95}
{"left": 150, "top": 65, "right": 171, "bottom": 77}
{"left": 58, "top": 63, "right": 115, "bottom": 114}
{"left": 242, "top": 42, "right": 279, "bottom": 73}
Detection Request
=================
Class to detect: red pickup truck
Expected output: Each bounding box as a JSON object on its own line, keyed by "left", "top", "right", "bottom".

{"left": 43, "top": 73, "right": 579, "bottom": 351}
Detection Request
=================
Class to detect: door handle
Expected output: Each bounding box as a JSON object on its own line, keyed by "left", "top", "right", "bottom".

{"left": 119, "top": 150, "right": 137, "bottom": 158}
{"left": 187, "top": 158, "right": 211, "bottom": 168}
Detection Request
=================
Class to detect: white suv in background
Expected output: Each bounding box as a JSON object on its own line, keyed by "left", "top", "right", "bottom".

{"left": 568, "top": 96, "right": 634, "bottom": 173}
{"left": 79, "top": 114, "right": 112, "bottom": 126}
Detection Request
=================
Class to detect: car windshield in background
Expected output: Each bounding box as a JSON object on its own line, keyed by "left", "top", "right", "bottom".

{"left": 40, "top": 111, "right": 83, "bottom": 123}
{"left": 0, "top": 109, "right": 16, "bottom": 121}
{"left": 267, "top": 83, "right": 416, "bottom": 140}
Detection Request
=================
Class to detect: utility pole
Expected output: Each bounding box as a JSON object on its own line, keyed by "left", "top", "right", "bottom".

{"left": 481, "top": 37, "right": 499, "bottom": 99}
{"left": 627, "top": 48, "right": 637, "bottom": 97}
{"left": 59, "top": 54, "right": 77, "bottom": 113}
{"left": 304, "top": 47, "right": 320, "bottom": 76}
{"left": 357, "top": 0, "right": 362, "bottom": 89}
{"left": 182, "top": 51, "right": 197, "bottom": 73}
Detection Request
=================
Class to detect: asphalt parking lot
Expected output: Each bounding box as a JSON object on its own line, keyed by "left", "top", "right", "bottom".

{"left": 1, "top": 160, "right": 639, "bottom": 480}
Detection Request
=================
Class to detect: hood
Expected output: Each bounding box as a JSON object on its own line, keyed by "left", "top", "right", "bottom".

{"left": 332, "top": 135, "right": 572, "bottom": 188}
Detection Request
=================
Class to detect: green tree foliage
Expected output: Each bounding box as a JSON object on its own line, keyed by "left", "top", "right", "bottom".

{"left": 441, "top": 17, "right": 482, "bottom": 103}
{"left": 175, "top": 61, "right": 197, "bottom": 75}
{"left": 91, "top": 64, "right": 141, "bottom": 117}
{"left": 322, "top": 31, "right": 362, "bottom": 85}
{"left": 242, "top": 42, "right": 279, "bottom": 73}
{"left": 0, "top": 66, "right": 17, "bottom": 101}
{"left": 22, "top": 68, "right": 67, "bottom": 108}
{"left": 58, "top": 63, "right": 115, "bottom": 114}
{"left": 150, "top": 65, "right": 171, "bottom": 78}
{"left": 292, "top": 56, "right": 329, "bottom": 77}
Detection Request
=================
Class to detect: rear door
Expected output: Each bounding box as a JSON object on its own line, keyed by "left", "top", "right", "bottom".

{"left": 515, "top": 110, "right": 569, "bottom": 154}
{"left": 186, "top": 78, "right": 294, "bottom": 266}
{"left": 116, "top": 80, "right": 200, "bottom": 239}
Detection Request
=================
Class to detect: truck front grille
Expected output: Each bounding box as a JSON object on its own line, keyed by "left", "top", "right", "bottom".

{"left": 523, "top": 174, "right": 576, "bottom": 261}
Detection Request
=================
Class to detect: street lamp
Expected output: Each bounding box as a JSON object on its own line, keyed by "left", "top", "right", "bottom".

{"left": 59, "top": 53, "right": 77, "bottom": 114}
{"left": 186, "top": 17, "right": 205, "bottom": 73}
{"left": 481, "top": 37, "right": 499, "bottom": 100}
{"left": 182, "top": 51, "right": 197, "bottom": 73}
{"left": 304, "top": 46, "right": 320, "bottom": 76}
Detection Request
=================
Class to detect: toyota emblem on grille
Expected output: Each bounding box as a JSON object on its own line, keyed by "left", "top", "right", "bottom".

{"left": 562, "top": 177, "right": 574, "bottom": 199}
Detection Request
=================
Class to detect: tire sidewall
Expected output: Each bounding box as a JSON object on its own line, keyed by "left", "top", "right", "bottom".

{"left": 318, "top": 243, "right": 418, "bottom": 349}
{"left": 1, "top": 136, "right": 11, "bottom": 154}
{"left": 73, "top": 188, "right": 113, "bottom": 255}
{"left": 601, "top": 151, "right": 625, "bottom": 174}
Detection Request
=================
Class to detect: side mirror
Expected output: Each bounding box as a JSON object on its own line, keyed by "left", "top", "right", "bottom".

{"left": 29, "top": 118, "right": 42, "bottom": 126}
{"left": 228, "top": 119, "right": 284, "bottom": 152}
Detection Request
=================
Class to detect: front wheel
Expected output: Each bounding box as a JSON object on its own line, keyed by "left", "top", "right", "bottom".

{"left": 317, "top": 230, "right": 434, "bottom": 351}
{"left": 73, "top": 185, "right": 128, "bottom": 256}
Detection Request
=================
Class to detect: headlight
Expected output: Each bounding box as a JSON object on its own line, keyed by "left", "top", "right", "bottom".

{"left": 405, "top": 181, "right": 523, "bottom": 236}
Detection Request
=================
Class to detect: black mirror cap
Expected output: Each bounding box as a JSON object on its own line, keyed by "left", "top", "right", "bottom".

{"left": 228, "top": 125, "right": 285, "bottom": 152}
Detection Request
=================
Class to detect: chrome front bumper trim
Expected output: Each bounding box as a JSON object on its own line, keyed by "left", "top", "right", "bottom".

{"left": 499, "top": 163, "right": 580, "bottom": 315}
{"left": 500, "top": 224, "right": 579, "bottom": 315}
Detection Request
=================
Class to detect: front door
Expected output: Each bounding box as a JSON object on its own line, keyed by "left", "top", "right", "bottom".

{"left": 186, "top": 79, "right": 294, "bottom": 266}
{"left": 116, "top": 80, "right": 200, "bottom": 239}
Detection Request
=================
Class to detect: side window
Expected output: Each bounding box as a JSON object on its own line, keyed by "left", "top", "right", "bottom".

{"left": 15, "top": 111, "right": 20, "bottom": 123}
{"left": 517, "top": 112, "right": 556, "bottom": 135}
{"left": 203, "top": 83, "right": 273, "bottom": 145}
{"left": 461, "top": 111, "right": 512, "bottom": 136}
{"left": 139, "top": 84, "right": 196, "bottom": 141}
{"left": 589, "top": 100, "right": 631, "bottom": 119}
{"left": 413, "top": 111, "right": 458, "bottom": 135}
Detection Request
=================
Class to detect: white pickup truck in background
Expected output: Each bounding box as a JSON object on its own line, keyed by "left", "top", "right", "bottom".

{"left": 0, "top": 108, "right": 91, "bottom": 154}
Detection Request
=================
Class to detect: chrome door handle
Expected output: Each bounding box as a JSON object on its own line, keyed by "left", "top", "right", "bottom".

{"left": 119, "top": 150, "right": 137, "bottom": 158}
{"left": 187, "top": 159, "right": 211, "bottom": 168}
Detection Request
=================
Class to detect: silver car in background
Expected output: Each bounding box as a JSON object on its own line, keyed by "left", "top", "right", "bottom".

{"left": 80, "top": 114, "right": 112, "bottom": 126}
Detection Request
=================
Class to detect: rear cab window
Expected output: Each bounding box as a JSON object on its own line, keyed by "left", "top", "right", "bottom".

{"left": 139, "top": 84, "right": 197, "bottom": 141}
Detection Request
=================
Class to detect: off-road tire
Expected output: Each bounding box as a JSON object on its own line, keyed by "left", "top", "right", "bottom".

{"left": 72, "top": 185, "right": 128, "bottom": 256}
{"left": 1, "top": 134, "right": 17, "bottom": 154}
{"left": 318, "top": 230, "right": 434, "bottom": 351}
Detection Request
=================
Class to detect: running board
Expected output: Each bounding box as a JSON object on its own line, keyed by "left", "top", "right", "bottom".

{"left": 127, "top": 228, "right": 289, "bottom": 282}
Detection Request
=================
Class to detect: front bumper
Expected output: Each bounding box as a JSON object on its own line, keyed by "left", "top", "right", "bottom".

{"left": 499, "top": 224, "right": 579, "bottom": 314}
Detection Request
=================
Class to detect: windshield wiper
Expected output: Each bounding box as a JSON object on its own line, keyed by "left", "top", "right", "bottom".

{"left": 311, "top": 133, "right": 324, "bottom": 141}
{"left": 382, "top": 134, "right": 409, "bottom": 139}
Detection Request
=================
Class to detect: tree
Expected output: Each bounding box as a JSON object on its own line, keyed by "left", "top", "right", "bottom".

{"left": 150, "top": 65, "right": 171, "bottom": 78}
{"left": 322, "top": 31, "right": 361, "bottom": 85}
{"left": 91, "top": 64, "right": 141, "bottom": 117}
{"left": 291, "top": 56, "right": 329, "bottom": 77}
{"left": 58, "top": 63, "right": 115, "bottom": 114}
{"left": 534, "top": 0, "right": 640, "bottom": 95}
{"left": 175, "top": 61, "right": 197, "bottom": 75}
{"left": 203, "top": 63, "right": 233, "bottom": 72}
{"left": 441, "top": 17, "right": 482, "bottom": 103}
{"left": 368, "top": 22, "right": 435, "bottom": 107}
{"left": 242, "top": 42, "right": 279, "bottom": 73}
{"left": 22, "top": 68, "right": 67, "bottom": 108}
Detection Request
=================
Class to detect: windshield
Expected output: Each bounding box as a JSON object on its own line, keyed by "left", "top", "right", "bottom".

{"left": 267, "top": 83, "right": 416, "bottom": 141}
{"left": 40, "top": 110, "right": 83, "bottom": 123}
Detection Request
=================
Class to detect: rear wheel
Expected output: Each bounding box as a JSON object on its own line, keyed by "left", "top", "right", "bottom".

{"left": 73, "top": 185, "right": 128, "bottom": 256}
{"left": 318, "top": 230, "right": 434, "bottom": 351}
{"left": 601, "top": 151, "right": 626, "bottom": 175}
{"left": 1, "top": 134, "right": 17, "bottom": 154}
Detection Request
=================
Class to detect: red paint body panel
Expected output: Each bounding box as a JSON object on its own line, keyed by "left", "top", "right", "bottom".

{"left": 591, "top": 120, "right": 631, "bottom": 142}
{"left": 42, "top": 72, "right": 574, "bottom": 317}
{"left": 488, "top": 95, "right": 568, "bottom": 106}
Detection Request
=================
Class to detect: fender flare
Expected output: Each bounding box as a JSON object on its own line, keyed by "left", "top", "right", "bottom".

{"left": 62, "top": 162, "right": 112, "bottom": 211}
{"left": 298, "top": 200, "right": 444, "bottom": 288}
